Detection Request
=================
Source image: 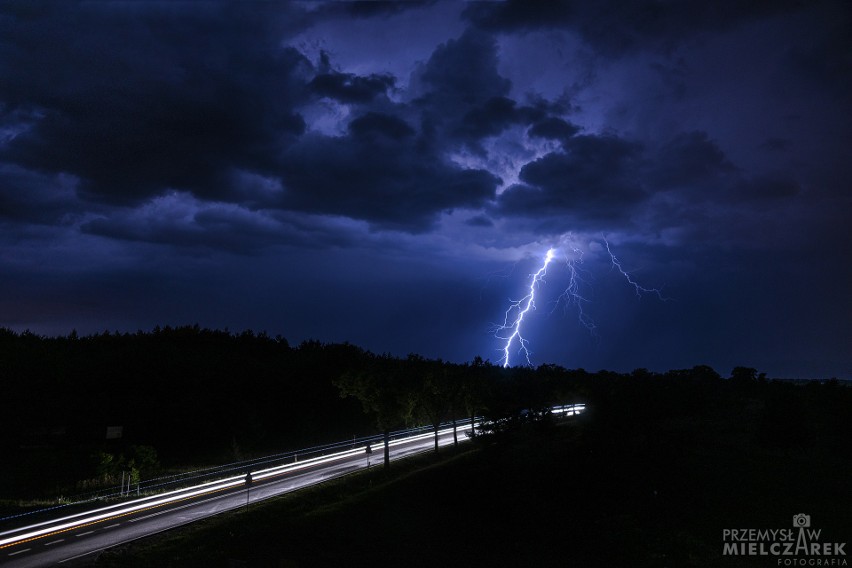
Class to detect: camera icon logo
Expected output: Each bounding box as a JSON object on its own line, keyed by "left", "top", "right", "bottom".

{"left": 793, "top": 514, "right": 811, "bottom": 528}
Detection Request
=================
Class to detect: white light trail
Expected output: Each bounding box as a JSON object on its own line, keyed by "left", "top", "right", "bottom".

{"left": 0, "top": 407, "right": 584, "bottom": 551}
{"left": 0, "top": 477, "right": 245, "bottom": 548}
{"left": 0, "top": 419, "right": 474, "bottom": 550}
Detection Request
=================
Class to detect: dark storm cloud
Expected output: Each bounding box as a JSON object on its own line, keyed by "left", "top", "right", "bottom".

{"left": 0, "top": 2, "right": 311, "bottom": 205}
{"left": 413, "top": 29, "right": 516, "bottom": 151}
{"left": 320, "top": 1, "right": 436, "bottom": 19}
{"left": 496, "top": 134, "right": 646, "bottom": 225}
{"left": 463, "top": 0, "right": 802, "bottom": 55}
{"left": 465, "top": 214, "right": 494, "bottom": 228}
{"left": 407, "top": 28, "right": 579, "bottom": 160}
{"left": 256, "top": 28, "right": 520, "bottom": 231}
{"left": 81, "top": 205, "right": 286, "bottom": 254}
{"left": 494, "top": 125, "right": 809, "bottom": 241}
{"left": 455, "top": 97, "right": 524, "bottom": 141}
{"left": 732, "top": 175, "right": 800, "bottom": 202}
{"left": 265, "top": 30, "right": 529, "bottom": 230}
{"left": 309, "top": 53, "right": 396, "bottom": 104}
{"left": 782, "top": 4, "right": 852, "bottom": 102}
{"left": 0, "top": 3, "right": 512, "bottom": 236}
{"left": 760, "top": 137, "right": 791, "bottom": 152}
{"left": 417, "top": 29, "right": 510, "bottom": 105}
{"left": 454, "top": 96, "right": 556, "bottom": 148}
{"left": 0, "top": 164, "right": 82, "bottom": 225}
{"left": 646, "top": 132, "right": 804, "bottom": 207}
{"left": 527, "top": 117, "right": 580, "bottom": 141}
{"left": 0, "top": 3, "right": 836, "bottom": 251}
{"left": 347, "top": 112, "right": 415, "bottom": 140}
{"left": 649, "top": 131, "right": 737, "bottom": 190}
{"left": 80, "top": 192, "right": 365, "bottom": 253}
{"left": 277, "top": 123, "right": 500, "bottom": 232}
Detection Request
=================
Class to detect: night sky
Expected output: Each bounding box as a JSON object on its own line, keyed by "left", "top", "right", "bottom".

{"left": 1, "top": 1, "right": 850, "bottom": 378}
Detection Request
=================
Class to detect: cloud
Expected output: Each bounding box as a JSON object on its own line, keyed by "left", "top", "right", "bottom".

{"left": 760, "top": 137, "right": 791, "bottom": 152}
{"left": 465, "top": 214, "right": 494, "bottom": 228}
{"left": 80, "top": 192, "right": 280, "bottom": 253}
{"left": 348, "top": 111, "right": 415, "bottom": 140}
{"left": 645, "top": 132, "right": 806, "bottom": 208}
{"left": 463, "top": 0, "right": 803, "bottom": 55}
{"left": 309, "top": 62, "right": 396, "bottom": 104}
{"left": 320, "top": 1, "right": 436, "bottom": 20}
{"left": 0, "top": 163, "right": 83, "bottom": 225}
{"left": 416, "top": 29, "right": 511, "bottom": 106}
{"left": 455, "top": 97, "right": 525, "bottom": 141}
{"left": 0, "top": 2, "right": 826, "bottom": 253}
{"left": 732, "top": 175, "right": 800, "bottom": 202}
{"left": 276, "top": 125, "right": 500, "bottom": 232}
{"left": 649, "top": 131, "right": 737, "bottom": 190}
{"left": 527, "top": 117, "right": 581, "bottom": 141}
{"left": 452, "top": 96, "right": 561, "bottom": 151}
{"left": 495, "top": 133, "right": 646, "bottom": 227}
{"left": 461, "top": 1, "right": 575, "bottom": 34}
{"left": 492, "top": 124, "right": 813, "bottom": 247}
{"left": 411, "top": 29, "right": 518, "bottom": 151}
{"left": 79, "top": 191, "right": 372, "bottom": 253}
{"left": 0, "top": 3, "right": 312, "bottom": 205}
{"left": 0, "top": 5, "right": 513, "bottom": 237}
{"left": 782, "top": 4, "right": 852, "bottom": 102}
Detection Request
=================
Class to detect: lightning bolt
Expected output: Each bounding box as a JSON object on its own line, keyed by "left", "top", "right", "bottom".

{"left": 491, "top": 237, "right": 668, "bottom": 368}
{"left": 603, "top": 238, "right": 668, "bottom": 301}
{"left": 494, "top": 248, "right": 555, "bottom": 368}
{"left": 553, "top": 246, "right": 598, "bottom": 335}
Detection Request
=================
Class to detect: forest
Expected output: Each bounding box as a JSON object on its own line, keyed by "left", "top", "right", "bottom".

{"left": 1, "top": 325, "right": 849, "bottom": 510}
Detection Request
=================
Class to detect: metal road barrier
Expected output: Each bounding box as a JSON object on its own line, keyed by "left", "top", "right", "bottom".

{"left": 0, "top": 403, "right": 585, "bottom": 548}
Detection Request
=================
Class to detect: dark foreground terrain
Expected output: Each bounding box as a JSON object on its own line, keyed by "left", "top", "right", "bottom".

{"left": 3, "top": 328, "right": 849, "bottom": 566}
{"left": 87, "top": 380, "right": 851, "bottom": 568}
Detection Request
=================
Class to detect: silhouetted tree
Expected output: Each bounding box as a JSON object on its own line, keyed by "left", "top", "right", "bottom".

{"left": 460, "top": 356, "right": 492, "bottom": 439}
{"left": 335, "top": 354, "right": 410, "bottom": 470}
{"left": 443, "top": 363, "right": 465, "bottom": 447}
{"left": 404, "top": 356, "right": 451, "bottom": 453}
{"left": 730, "top": 366, "right": 758, "bottom": 383}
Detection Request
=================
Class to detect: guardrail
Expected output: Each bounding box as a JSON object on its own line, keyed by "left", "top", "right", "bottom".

{"left": 0, "top": 403, "right": 585, "bottom": 537}
{"left": 0, "top": 421, "right": 473, "bottom": 549}
{"left": 0, "top": 424, "right": 452, "bottom": 526}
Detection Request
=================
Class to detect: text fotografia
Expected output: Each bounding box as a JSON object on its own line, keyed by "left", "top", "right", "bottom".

{"left": 723, "top": 515, "right": 847, "bottom": 566}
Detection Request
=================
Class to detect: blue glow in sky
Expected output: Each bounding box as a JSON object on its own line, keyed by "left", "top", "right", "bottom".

{"left": 0, "top": 1, "right": 850, "bottom": 378}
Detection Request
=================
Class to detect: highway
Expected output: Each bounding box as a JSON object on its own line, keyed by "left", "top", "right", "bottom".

{"left": 1, "top": 405, "right": 584, "bottom": 567}
{"left": 0, "top": 424, "right": 469, "bottom": 567}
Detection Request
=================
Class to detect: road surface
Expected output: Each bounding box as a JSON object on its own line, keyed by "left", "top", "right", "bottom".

{"left": 0, "top": 424, "right": 469, "bottom": 567}
{"left": 1, "top": 404, "right": 584, "bottom": 567}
